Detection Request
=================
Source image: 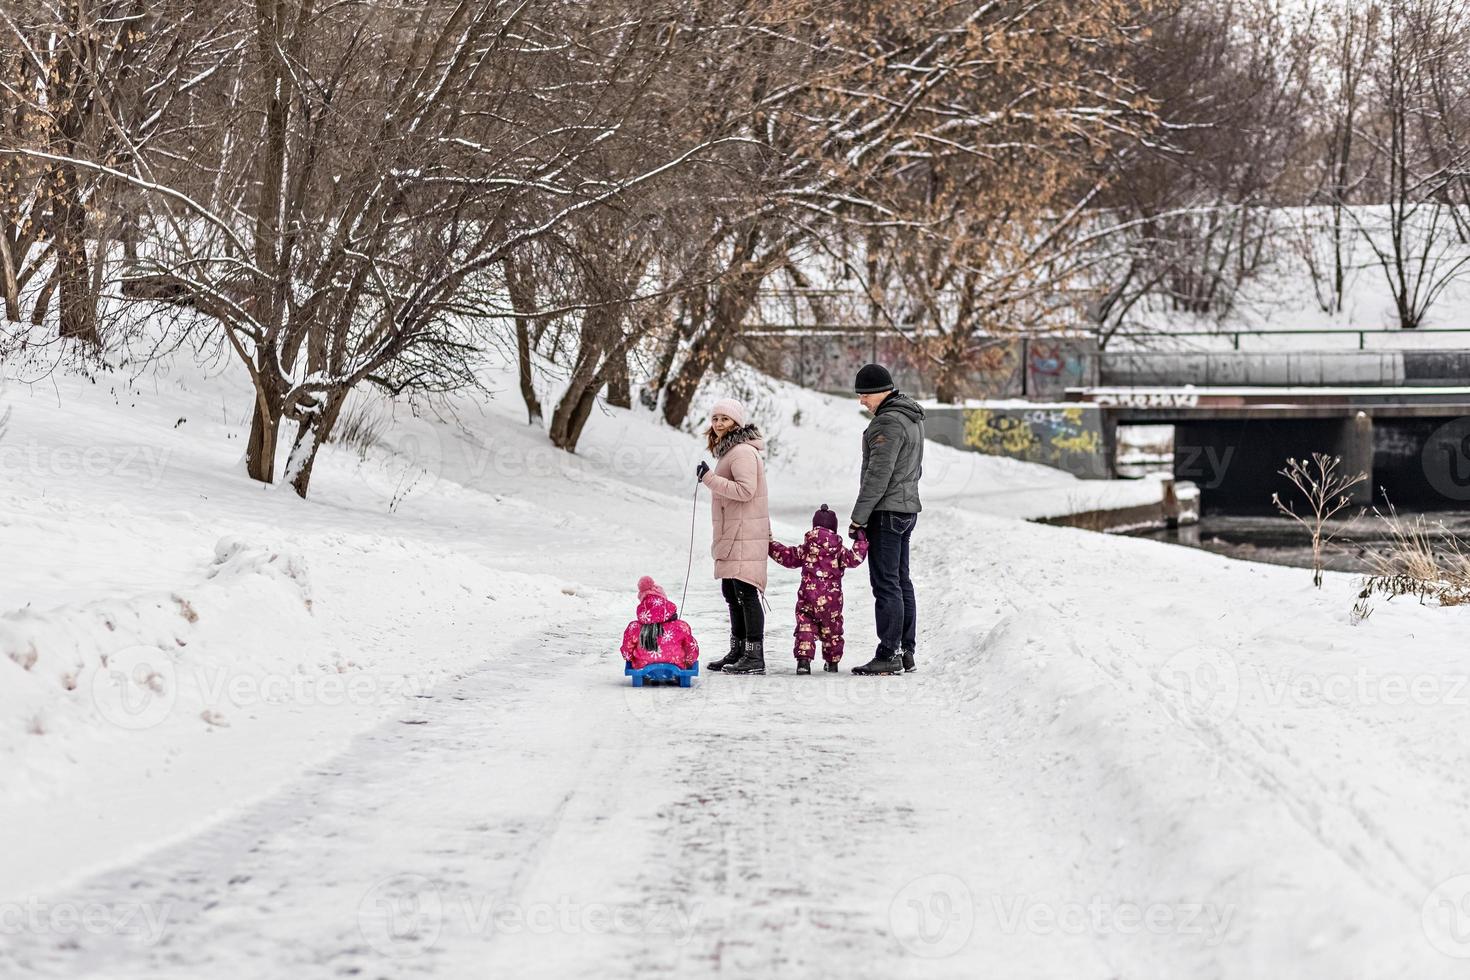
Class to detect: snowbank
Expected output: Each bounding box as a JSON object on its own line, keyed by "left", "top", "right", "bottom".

{"left": 2, "top": 538, "right": 320, "bottom": 793}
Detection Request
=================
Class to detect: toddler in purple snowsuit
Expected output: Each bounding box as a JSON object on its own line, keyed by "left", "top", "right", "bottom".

{"left": 769, "top": 505, "right": 868, "bottom": 670}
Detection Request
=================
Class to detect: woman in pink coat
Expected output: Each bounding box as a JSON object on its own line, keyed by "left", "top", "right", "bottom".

{"left": 620, "top": 576, "right": 700, "bottom": 669}
{"left": 696, "top": 397, "right": 771, "bottom": 676}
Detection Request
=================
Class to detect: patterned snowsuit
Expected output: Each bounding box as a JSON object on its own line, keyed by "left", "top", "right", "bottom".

{"left": 768, "top": 527, "right": 868, "bottom": 664}
{"left": 620, "top": 590, "right": 700, "bottom": 670}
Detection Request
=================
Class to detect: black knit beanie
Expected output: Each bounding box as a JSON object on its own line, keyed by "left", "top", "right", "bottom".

{"left": 854, "top": 363, "right": 895, "bottom": 394}
{"left": 812, "top": 504, "right": 838, "bottom": 532}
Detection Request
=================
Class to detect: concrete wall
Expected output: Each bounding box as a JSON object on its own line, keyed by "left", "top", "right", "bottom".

{"left": 1403, "top": 351, "right": 1470, "bottom": 384}
{"left": 741, "top": 333, "right": 1097, "bottom": 400}
{"left": 1101, "top": 351, "right": 1410, "bottom": 387}
{"left": 746, "top": 333, "right": 1470, "bottom": 396}
{"left": 927, "top": 405, "right": 1112, "bottom": 479}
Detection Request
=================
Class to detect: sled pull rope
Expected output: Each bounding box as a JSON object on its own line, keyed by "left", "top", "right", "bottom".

{"left": 680, "top": 480, "right": 698, "bottom": 612}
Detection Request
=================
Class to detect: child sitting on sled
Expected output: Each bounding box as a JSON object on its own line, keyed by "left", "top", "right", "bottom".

{"left": 768, "top": 504, "right": 868, "bottom": 674}
{"left": 620, "top": 576, "right": 700, "bottom": 670}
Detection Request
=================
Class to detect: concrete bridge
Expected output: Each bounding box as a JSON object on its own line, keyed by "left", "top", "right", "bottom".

{"left": 917, "top": 336, "right": 1470, "bottom": 513}
{"left": 1069, "top": 386, "right": 1470, "bottom": 512}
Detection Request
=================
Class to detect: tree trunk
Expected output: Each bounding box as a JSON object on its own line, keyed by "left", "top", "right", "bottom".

{"left": 244, "top": 367, "right": 287, "bottom": 484}
{"left": 503, "top": 256, "right": 544, "bottom": 425}
{"left": 30, "top": 269, "right": 56, "bottom": 326}
{"left": 935, "top": 338, "right": 968, "bottom": 404}
{"left": 49, "top": 11, "right": 100, "bottom": 347}
{"left": 647, "top": 315, "right": 685, "bottom": 408}
{"left": 555, "top": 384, "right": 602, "bottom": 452}
{"left": 245, "top": 401, "right": 281, "bottom": 484}
{"left": 548, "top": 375, "right": 601, "bottom": 450}
{"left": 606, "top": 349, "right": 631, "bottom": 409}
{"left": 285, "top": 390, "right": 347, "bottom": 499}
{"left": 0, "top": 223, "right": 20, "bottom": 323}
{"left": 517, "top": 321, "right": 543, "bottom": 424}
{"left": 548, "top": 308, "right": 611, "bottom": 451}
{"left": 57, "top": 192, "right": 99, "bottom": 345}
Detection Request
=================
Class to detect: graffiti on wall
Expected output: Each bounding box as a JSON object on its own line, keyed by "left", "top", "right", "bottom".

{"left": 962, "top": 406, "right": 1105, "bottom": 474}
{"left": 741, "top": 333, "right": 932, "bottom": 395}
{"left": 1092, "top": 390, "right": 1199, "bottom": 408}
{"left": 1025, "top": 340, "right": 1091, "bottom": 399}
{"left": 742, "top": 332, "right": 1095, "bottom": 401}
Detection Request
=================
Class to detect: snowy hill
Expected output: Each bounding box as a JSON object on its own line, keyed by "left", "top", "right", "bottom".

{"left": 3, "top": 346, "right": 1470, "bottom": 978}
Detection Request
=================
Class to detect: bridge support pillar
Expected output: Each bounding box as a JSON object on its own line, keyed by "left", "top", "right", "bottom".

{"left": 1330, "top": 412, "right": 1374, "bottom": 506}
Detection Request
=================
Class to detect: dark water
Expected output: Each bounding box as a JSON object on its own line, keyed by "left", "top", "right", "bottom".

{"left": 1130, "top": 511, "right": 1470, "bottom": 574}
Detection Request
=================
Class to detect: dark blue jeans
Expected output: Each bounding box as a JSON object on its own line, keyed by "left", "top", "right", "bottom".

{"left": 866, "top": 511, "right": 917, "bottom": 655}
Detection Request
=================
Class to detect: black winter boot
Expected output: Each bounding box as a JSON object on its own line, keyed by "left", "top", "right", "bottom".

{"left": 901, "top": 648, "right": 917, "bottom": 673}
{"left": 796, "top": 658, "right": 812, "bottom": 675}
{"left": 707, "top": 636, "right": 742, "bottom": 672}
{"left": 724, "top": 639, "right": 766, "bottom": 675}
{"left": 851, "top": 646, "right": 904, "bottom": 676}
{"left": 823, "top": 660, "right": 839, "bottom": 673}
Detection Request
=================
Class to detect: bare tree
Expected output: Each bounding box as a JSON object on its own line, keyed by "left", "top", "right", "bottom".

{"left": 30, "top": 1, "right": 756, "bottom": 495}
{"left": 819, "top": 0, "right": 1160, "bottom": 401}
{"left": 1299, "top": 2, "right": 1379, "bottom": 315}
{"left": 1346, "top": 0, "right": 1470, "bottom": 328}
{"left": 0, "top": 0, "right": 231, "bottom": 342}
{"left": 1084, "top": 0, "right": 1317, "bottom": 342}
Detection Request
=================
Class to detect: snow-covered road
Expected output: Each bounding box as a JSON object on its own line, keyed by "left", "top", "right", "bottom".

{"left": 0, "top": 578, "right": 1046, "bottom": 978}
{"left": 8, "top": 501, "right": 1470, "bottom": 979}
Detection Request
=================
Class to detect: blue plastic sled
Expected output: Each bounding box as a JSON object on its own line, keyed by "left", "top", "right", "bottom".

{"left": 625, "top": 661, "right": 699, "bottom": 688}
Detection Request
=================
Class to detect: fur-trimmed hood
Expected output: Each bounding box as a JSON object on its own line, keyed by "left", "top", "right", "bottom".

{"left": 714, "top": 423, "right": 765, "bottom": 458}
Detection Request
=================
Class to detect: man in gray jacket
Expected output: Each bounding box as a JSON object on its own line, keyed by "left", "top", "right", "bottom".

{"left": 847, "top": 363, "right": 924, "bottom": 676}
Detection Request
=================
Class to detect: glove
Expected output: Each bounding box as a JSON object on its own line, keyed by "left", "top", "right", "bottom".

{"left": 848, "top": 522, "right": 864, "bottom": 540}
{"left": 696, "top": 461, "right": 710, "bottom": 481}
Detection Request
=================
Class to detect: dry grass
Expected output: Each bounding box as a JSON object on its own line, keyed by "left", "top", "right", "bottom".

{"left": 329, "top": 399, "right": 387, "bottom": 461}
{"left": 1360, "top": 503, "right": 1470, "bottom": 606}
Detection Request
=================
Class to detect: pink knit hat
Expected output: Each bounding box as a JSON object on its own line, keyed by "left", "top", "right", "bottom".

{"left": 709, "top": 398, "right": 747, "bottom": 428}
{"left": 637, "top": 575, "right": 666, "bottom": 600}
